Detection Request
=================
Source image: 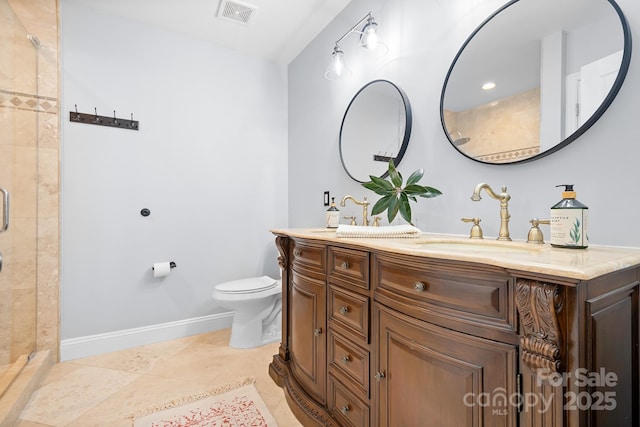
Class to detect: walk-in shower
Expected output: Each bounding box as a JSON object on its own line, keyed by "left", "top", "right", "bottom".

{"left": 0, "top": 0, "right": 51, "bottom": 422}
{"left": 0, "top": 0, "right": 39, "bottom": 377}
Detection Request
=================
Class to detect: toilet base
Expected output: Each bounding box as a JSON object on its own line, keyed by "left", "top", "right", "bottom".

{"left": 213, "top": 276, "right": 283, "bottom": 349}
{"left": 228, "top": 299, "right": 282, "bottom": 349}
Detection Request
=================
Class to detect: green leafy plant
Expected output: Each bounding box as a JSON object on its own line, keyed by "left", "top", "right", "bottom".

{"left": 362, "top": 160, "right": 442, "bottom": 226}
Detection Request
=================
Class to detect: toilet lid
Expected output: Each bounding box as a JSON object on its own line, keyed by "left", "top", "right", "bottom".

{"left": 215, "top": 276, "right": 278, "bottom": 294}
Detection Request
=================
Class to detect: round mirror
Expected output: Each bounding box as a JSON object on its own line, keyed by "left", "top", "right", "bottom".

{"left": 340, "top": 80, "right": 412, "bottom": 182}
{"left": 441, "top": 0, "right": 631, "bottom": 164}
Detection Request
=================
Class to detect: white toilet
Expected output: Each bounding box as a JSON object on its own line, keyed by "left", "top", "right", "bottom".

{"left": 212, "top": 275, "right": 282, "bottom": 349}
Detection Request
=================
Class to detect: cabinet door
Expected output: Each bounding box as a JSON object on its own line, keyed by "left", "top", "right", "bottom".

{"left": 586, "top": 282, "right": 639, "bottom": 427}
{"left": 373, "top": 303, "right": 518, "bottom": 427}
{"left": 290, "top": 270, "right": 326, "bottom": 404}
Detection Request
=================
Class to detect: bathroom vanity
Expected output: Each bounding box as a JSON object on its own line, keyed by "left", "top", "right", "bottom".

{"left": 268, "top": 229, "right": 640, "bottom": 427}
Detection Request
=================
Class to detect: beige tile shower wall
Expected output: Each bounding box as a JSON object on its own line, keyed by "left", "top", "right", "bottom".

{"left": 9, "top": 0, "right": 60, "bottom": 361}
{"left": 445, "top": 88, "right": 541, "bottom": 163}
{"left": 0, "top": 1, "right": 38, "bottom": 364}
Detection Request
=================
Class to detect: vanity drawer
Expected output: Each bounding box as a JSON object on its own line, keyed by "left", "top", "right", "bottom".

{"left": 291, "top": 239, "right": 326, "bottom": 277}
{"left": 329, "top": 285, "right": 369, "bottom": 343}
{"left": 328, "top": 246, "right": 369, "bottom": 290}
{"left": 328, "top": 330, "right": 369, "bottom": 397}
{"left": 372, "top": 253, "right": 516, "bottom": 336}
{"left": 328, "top": 375, "right": 370, "bottom": 427}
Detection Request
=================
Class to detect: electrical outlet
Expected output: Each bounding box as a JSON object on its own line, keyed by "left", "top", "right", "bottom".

{"left": 324, "top": 191, "right": 330, "bottom": 206}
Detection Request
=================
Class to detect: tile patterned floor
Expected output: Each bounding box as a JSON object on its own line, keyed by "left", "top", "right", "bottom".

{"left": 16, "top": 329, "right": 302, "bottom": 426}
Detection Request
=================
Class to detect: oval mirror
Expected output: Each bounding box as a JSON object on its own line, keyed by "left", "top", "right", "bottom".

{"left": 441, "top": 0, "right": 631, "bottom": 164}
{"left": 340, "top": 80, "right": 412, "bottom": 182}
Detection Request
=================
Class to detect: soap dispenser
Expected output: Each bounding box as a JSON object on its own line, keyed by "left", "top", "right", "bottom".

{"left": 326, "top": 197, "right": 340, "bottom": 228}
{"left": 550, "top": 185, "right": 588, "bottom": 248}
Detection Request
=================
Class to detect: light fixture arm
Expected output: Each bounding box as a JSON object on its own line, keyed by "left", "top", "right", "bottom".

{"left": 333, "top": 12, "right": 374, "bottom": 47}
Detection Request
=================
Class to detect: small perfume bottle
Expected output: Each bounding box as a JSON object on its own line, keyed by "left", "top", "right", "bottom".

{"left": 326, "top": 197, "right": 340, "bottom": 228}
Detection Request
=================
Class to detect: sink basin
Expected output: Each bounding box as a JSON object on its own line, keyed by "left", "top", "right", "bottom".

{"left": 413, "top": 238, "right": 546, "bottom": 253}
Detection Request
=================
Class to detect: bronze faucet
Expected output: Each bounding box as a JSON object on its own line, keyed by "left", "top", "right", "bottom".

{"left": 470, "top": 183, "right": 511, "bottom": 241}
{"left": 340, "top": 195, "right": 370, "bottom": 226}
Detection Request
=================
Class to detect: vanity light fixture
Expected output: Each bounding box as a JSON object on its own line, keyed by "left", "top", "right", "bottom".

{"left": 324, "top": 12, "right": 386, "bottom": 80}
{"left": 482, "top": 81, "right": 496, "bottom": 90}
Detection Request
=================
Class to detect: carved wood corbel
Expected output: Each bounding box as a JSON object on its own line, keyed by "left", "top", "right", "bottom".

{"left": 515, "top": 278, "right": 564, "bottom": 372}
{"left": 274, "top": 235, "right": 290, "bottom": 361}
{"left": 275, "top": 235, "right": 289, "bottom": 271}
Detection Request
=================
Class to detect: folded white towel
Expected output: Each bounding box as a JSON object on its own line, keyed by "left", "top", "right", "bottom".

{"left": 335, "top": 224, "right": 422, "bottom": 238}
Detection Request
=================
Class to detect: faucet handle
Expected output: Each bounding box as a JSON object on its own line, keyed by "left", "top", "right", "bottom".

{"left": 343, "top": 215, "right": 357, "bottom": 226}
{"left": 461, "top": 217, "right": 483, "bottom": 239}
{"left": 372, "top": 216, "right": 381, "bottom": 227}
{"left": 527, "top": 218, "right": 550, "bottom": 244}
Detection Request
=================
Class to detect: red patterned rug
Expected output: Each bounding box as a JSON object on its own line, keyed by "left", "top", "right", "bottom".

{"left": 132, "top": 377, "right": 279, "bottom": 427}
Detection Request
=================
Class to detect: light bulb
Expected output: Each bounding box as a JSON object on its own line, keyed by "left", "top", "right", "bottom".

{"left": 362, "top": 26, "right": 378, "bottom": 50}
{"left": 360, "top": 18, "right": 380, "bottom": 51}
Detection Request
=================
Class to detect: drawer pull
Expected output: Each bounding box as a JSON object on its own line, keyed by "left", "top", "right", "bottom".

{"left": 313, "top": 328, "right": 322, "bottom": 336}
{"left": 339, "top": 306, "right": 350, "bottom": 315}
{"left": 414, "top": 282, "right": 426, "bottom": 292}
{"left": 341, "top": 261, "right": 350, "bottom": 269}
{"left": 294, "top": 249, "right": 301, "bottom": 257}
{"left": 375, "top": 371, "right": 386, "bottom": 381}
{"left": 341, "top": 405, "right": 350, "bottom": 415}
{"left": 340, "top": 355, "right": 351, "bottom": 364}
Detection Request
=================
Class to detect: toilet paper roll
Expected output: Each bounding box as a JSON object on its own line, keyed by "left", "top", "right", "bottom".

{"left": 153, "top": 262, "right": 172, "bottom": 278}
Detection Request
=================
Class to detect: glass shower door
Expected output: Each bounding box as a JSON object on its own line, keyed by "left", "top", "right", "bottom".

{"left": 0, "top": 0, "right": 38, "bottom": 371}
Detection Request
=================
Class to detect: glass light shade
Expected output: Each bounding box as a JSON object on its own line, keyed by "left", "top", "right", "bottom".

{"left": 360, "top": 22, "right": 379, "bottom": 50}
{"left": 324, "top": 47, "right": 352, "bottom": 80}
{"left": 359, "top": 20, "right": 388, "bottom": 56}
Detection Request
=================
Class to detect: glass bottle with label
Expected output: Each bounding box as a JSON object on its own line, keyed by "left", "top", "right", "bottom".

{"left": 326, "top": 197, "right": 340, "bottom": 228}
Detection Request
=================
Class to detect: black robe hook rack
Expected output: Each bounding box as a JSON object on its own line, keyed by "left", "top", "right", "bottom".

{"left": 69, "top": 105, "right": 139, "bottom": 130}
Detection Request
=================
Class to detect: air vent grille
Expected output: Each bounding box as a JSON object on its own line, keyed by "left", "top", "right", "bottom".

{"left": 218, "top": 1, "right": 257, "bottom": 25}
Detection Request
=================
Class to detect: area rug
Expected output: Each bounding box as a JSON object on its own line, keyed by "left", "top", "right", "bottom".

{"left": 132, "top": 377, "right": 279, "bottom": 427}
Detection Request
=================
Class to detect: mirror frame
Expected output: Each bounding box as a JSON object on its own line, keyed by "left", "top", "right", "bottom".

{"left": 340, "top": 79, "right": 412, "bottom": 182}
{"left": 440, "top": 0, "right": 632, "bottom": 165}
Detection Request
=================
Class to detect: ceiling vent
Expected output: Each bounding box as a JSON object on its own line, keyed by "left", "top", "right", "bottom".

{"left": 218, "top": 0, "right": 257, "bottom": 25}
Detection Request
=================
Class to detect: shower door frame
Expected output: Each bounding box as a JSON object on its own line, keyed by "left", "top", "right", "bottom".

{"left": 0, "top": 0, "right": 39, "bottom": 369}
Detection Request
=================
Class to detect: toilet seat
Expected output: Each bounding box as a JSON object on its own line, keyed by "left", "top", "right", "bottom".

{"left": 215, "top": 276, "right": 277, "bottom": 294}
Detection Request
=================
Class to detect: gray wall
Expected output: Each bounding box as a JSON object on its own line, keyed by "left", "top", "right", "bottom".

{"left": 289, "top": 0, "right": 639, "bottom": 247}
{"left": 59, "top": 0, "right": 639, "bottom": 343}
{"left": 60, "top": 1, "right": 288, "bottom": 340}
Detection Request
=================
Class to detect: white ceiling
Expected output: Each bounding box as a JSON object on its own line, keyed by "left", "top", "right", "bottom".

{"left": 77, "top": 0, "right": 353, "bottom": 65}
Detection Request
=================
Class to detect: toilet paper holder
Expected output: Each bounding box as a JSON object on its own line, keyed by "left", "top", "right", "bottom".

{"left": 152, "top": 261, "right": 176, "bottom": 270}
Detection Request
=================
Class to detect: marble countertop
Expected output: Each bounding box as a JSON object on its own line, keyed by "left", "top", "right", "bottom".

{"left": 271, "top": 228, "right": 640, "bottom": 281}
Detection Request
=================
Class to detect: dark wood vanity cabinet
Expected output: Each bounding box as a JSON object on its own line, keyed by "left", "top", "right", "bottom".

{"left": 288, "top": 240, "right": 327, "bottom": 406}
{"left": 290, "top": 269, "right": 326, "bottom": 404}
{"left": 371, "top": 252, "right": 519, "bottom": 427}
{"left": 374, "top": 303, "right": 518, "bottom": 427}
{"left": 269, "top": 234, "right": 640, "bottom": 427}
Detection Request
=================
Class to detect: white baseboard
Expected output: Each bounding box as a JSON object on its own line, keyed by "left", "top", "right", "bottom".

{"left": 60, "top": 312, "right": 234, "bottom": 361}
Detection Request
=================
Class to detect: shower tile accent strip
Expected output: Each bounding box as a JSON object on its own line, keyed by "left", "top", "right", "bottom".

{"left": 476, "top": 145, "right": 540, "bottom": 163}
{"left": 0, "top": 89, "right": 57, "bottom": 114}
